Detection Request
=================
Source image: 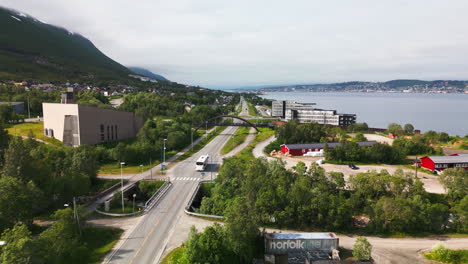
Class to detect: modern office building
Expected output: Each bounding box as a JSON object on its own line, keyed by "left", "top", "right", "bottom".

{"left": 271, "top": 100, "right": 356, "bottom": 126}
{"left": 43, "top": 89, "right": 143, "bottom": 147}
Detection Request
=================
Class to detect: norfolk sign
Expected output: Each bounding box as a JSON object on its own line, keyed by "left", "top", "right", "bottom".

{"left": 264, "top": 233, "right": 339, "bottom": 255}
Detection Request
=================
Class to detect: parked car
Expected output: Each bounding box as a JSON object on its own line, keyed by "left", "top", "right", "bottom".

{"left": 349, "top": 163, "right": 359, "bottom": 170}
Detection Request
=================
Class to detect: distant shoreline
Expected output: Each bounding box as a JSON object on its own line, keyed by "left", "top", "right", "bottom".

{"left": 257, "top": 90, "right": 468, "bottom": 95}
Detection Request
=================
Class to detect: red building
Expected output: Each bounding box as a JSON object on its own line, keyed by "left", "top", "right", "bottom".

{"left": 281, "top": 141, "right": 376, "bottom": 156}
{"left": 419, "top": 154, "right": 468, "bottom": 172}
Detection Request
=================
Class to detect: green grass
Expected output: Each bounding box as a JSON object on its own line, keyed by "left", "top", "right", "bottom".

{"left": 6, "top": 121, "right": 62, "bottom": 146}
{"left": 177, "top": 126, "right": 227, "bottom": 162}
{"left": 160, "top": 246, "right": 188, "bottom": 264}
{"left": 220, "top": 126, "right": 251, "bottom": 154}
{"left": 237, "top": 127, "right": 275, "bottom": 160}
{"left": 247, "top": 101, "right": 260, "bottom": 116}
{"left": 424, "top": 244, "right": 468, "bottom": 264}
{"left": 81, "top": 227, "right": 124, "bottom": 264}
{"left": 98, "top": 160, "right": 163, "bottom": 175}
{"left": 89, "top": 179, "right": 121, "bottom": 195}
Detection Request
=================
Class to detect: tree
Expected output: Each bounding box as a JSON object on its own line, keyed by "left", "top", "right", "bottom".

{"left": 403, "top": 123, "right": 414, "bottom": 134}
{"left": 1, "top": 137, "right": 35, "bottom": 181}
{"left": 387, "top": 123, "right": 404, "bottom": 136}
{"left": 224, "top": 197, "right": 260, "bottom": 263}
{"left": 37, "top": 208, "right": 87, "bottom": 264}
{"left": 439, "top": 168, "right": 468, "bottom": 200}
{"left": 452, "top": 196, "right": 468, "bottom": 232}
{"left": 0, "top": 122, "right": 9, "bottom": 166}
{"left": 354, "top": 133, "right": 367, "bottom": 142}
{"left": 0, "top": 224, "right": 39, "bottom": 264}
{"left": 353, "top": 236, "right": 372, "bottom": 260}
{"left": 438, "top": 132, "right": 450, "bottom": 143}
{"left": 0, "top": 177, "right": 36, "bottom": 232}
{"left": 184, "top": 224, "right": 235, "bottom": 264}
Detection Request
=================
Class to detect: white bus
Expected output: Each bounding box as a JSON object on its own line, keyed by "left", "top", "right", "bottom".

{"left": 195, "top": 155, "right": 210, "bottom": 171}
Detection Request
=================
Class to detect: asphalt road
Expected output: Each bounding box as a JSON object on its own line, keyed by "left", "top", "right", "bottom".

{"left": 104, "top": 126, "right": 237, "bottom": 264}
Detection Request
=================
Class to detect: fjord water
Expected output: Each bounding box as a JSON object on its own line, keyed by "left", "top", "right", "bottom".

{"left": 261, "top": 92, "right": 468, "bottom": 136}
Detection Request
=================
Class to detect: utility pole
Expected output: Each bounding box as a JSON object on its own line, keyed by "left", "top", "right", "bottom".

{"left": 73, "top": 197, "right": 81, "bottom": 236}
{"left": 150, "top": 156, "right": 152, "bottom": 180}
{"left": 191, "top": 126, "right": 194, "bottom": 151}
{"left": 210, "top": 155, "right": 213, "bottom": 181}
{"left": 205, "top": 121, "right": 208, "bottom": 136}
{"left": 120, "top": 162, "right": 125, "bottom": 213}
{"left": 415, "top": 157, "right": 418, "bottom": 178}
{"left": 163, "top": 139, "right": 167, "bottom": 164}
{"left": 27, "top": 96, "right": 31, "bottom": 119}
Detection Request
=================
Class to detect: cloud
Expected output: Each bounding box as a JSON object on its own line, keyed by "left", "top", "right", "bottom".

{"left": 3, "top": 0, "right": 468, "bottom": 88}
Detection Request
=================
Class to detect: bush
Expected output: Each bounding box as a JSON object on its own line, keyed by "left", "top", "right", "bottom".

{"left": 353, "top": 236, "right": 372, "bottom": 260}
{"left": 264, "top": 140, "right": 281, "bottom": 155}
{"left": 425, "top": 243, "right": 468, "bottom": 264}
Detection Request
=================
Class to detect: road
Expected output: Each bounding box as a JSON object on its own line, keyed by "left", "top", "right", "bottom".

{"left": 104, "top": 126, "right": 237, "bottom": 264}
{"left": 239, "top": 96, "right": 250, "bottom": 117}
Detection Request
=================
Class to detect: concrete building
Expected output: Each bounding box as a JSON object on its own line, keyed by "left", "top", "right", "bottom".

{"left": 43, "top": 90, "right": 143, "bottom": 147}
{"left": 0, "top": 102, "right": 24, "bottom": 114}
{"left": 419, "top": 154, "right": 468, "bottom": 172}
{"left": 264, "top": 232, "right": 339, "bottom": 264}
{"left": 272, "top": 100, "right": 356, "bottom": 126}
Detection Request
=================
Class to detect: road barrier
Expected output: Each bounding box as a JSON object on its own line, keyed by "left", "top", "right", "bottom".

{"left": 95, "top": 181, "right": 172, "bottom": 217}
{"left": 184, "top": 180, "right": 224, "bottom": 219}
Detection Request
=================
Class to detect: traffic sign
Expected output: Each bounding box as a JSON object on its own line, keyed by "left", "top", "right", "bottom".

{"left": 201, "top": 172, "right": 206, "bottom": 177}
{"left": 161, "top": 164, "right": 166, "bottom": 169}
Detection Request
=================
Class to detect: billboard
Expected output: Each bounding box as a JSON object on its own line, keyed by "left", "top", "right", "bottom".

{"left": 264, "top": 233, "right": 338, "bottom": 255}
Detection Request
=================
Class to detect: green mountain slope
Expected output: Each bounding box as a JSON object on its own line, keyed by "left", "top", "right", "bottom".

{"left": 0, "top": 7, "right": 131, "bottom": 82}
{"left": 128, "top": 67, "right": 168, "bottom": 81}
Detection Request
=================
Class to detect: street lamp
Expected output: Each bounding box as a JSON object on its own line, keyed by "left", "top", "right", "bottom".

{"left": 163, "top": 138, "right": 167, "bottom": 168}
{"left": 140, "top": 164, "right": 143, "bottom": 176}
{"left": 120, "top": 161, "right": 126, "bottom": 213}
{"left": 64, "top": 198, "right": 81, "bottom": 236}
{"left": 132, "top": 193, "right": 136, "bottom": 212}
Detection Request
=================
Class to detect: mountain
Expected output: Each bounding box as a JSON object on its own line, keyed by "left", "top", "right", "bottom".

{"left": 0, "top": 7, "right": 131, "bottom": 82}
{"left": 128, "top": 67, "right": 168, "bottom": 81}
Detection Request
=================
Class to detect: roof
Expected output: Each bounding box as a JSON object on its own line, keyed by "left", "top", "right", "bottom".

{"left": 423, "top": 155, "right": 468, "bottom": 164}
{"left": 283, "top": 141, "right": 377, "bottom": 150}
{"left": 265, "top": 233, "right": 337, "bottom": 240}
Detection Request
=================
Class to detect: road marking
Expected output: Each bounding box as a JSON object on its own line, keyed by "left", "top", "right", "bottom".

{"left": 128, "top": 183, "right": 188, "bottom": 264}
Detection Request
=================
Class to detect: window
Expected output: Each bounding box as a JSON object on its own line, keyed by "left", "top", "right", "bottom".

{"left": 111, "top": 126, "right": 114, "bottom": 140}
{"left": 107, "top": 126, "right": 110, "bottom": 140}
{"left": 100, "top": 124, "right": 105, "bottom": 142}
{"left": 115, "top": 125, "right": 118, "bottom": 139}
{"left": 50, "top": 129, "right": 54, "bottom": 138}
{"left": 45, "top": 129, "right": 48, "bottom": 136}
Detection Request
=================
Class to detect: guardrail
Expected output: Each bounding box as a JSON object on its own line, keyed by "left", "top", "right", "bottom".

{"left": 184, "top": 180, "right": 224, "bottom": 219}
{"left": 95, "top": 181, "right": 172, "bottom": 217}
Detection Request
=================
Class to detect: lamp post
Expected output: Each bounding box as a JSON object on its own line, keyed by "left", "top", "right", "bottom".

{"left": 205, "top": 121, "right": 208, "bottom": 136}
{"left": 140, "top": 164, "right": 143, "bottom": 176}
{"left": 191, "top": 126, "right": 194, "bottom": 151}
{"left": 120, "top": 162, "right": 126, "bottom": 213}
{"left": 64, "top": 198, "right": 81, "bottom": 236}
{"left": 163, "top": 138, "right": 167, "bottom": 167}
{"left": 132, "top": 193, "right": 136, "bottom": 212}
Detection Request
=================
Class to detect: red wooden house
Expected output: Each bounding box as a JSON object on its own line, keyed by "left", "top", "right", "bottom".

{"left": 280, "top": 141, "right": 376, "bottom": 156}
{"left": 419, "top": 154, "right": 468, "bottom": 172}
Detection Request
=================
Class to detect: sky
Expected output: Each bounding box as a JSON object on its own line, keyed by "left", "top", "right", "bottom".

{"left": 3, "top": 0, "right": 468, "bottom": 89}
